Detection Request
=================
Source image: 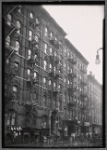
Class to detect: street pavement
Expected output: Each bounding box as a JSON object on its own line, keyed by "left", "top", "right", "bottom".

{"left": 7, "top": 139, "right": 102, "bottom": 148}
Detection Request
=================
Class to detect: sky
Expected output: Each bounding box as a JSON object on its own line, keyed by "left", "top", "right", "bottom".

{"left": 42, "top": 5, "right": 104, "bottom": 84}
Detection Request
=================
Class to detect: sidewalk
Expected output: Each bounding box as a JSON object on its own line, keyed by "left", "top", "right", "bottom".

{"left": 7, "top": 139, "right": 96, "bottom": 148}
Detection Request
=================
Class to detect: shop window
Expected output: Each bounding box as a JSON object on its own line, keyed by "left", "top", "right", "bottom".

{"left": 29, "top": 12, "right": 33, "bottom": 19}
{"left": 7, "top": 14, "right": 12, "bottom": 26}
{"left": 5, "top": 111, "right": 16, "bottom": 126}
{"left": 44, "top": 60, "right": 47, "bottom": 71}
{"left": 16, "top": 20, "right": 21, "bottom": 34}
{"left": 15, "top": 41, "right": 20, "bottom": 54}
{"left": 5, "top": 36, "right": 10, "bottom": 47}
{"left": 28, "top": 30, "right": 32, "bottom": 41}
{"left": 28, "top": 49, "right": 32, "bottom": 59}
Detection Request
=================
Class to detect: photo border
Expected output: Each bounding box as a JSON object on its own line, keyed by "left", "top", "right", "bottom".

{"left": 1, "top": 0, "right": 106, "bottom": 150}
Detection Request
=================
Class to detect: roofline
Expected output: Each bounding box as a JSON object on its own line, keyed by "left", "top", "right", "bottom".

{"left": 87, "top": 74, "right": 102, "bottom": 87}
{"left": 65, "top": 39, "right": 89, "bottom": 65}
{"left": 39, "top": 6, "right": 67, "bottom": 37}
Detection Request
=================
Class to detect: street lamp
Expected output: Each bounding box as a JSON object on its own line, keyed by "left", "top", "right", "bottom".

{"left": 95, "top": 48, "right": 103, "bottom": 64}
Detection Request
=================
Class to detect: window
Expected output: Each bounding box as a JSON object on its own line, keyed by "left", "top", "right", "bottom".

{"left": 35, "top": 35, "right": 39, "bottom": 42}
{"left": 18, "top": 7, "right": 21, "bottom": 13}
{"left": 54, "top": 51, "right": 57, "bottom": 57}
{"left": 6, "top": 59, "right": 9, "bottom": 64}
{"left": 29, "top": 30, "right": 32, "bottom": 41}
{"left": 34, "top": 54, "right": 38, "bottom": 62}
{"left": 27, "top": 69, "right": 31, "bottom": 76}
{"left": 58, "top": 84, "right": 61, "bottom": 91}
{"left": 49, "top": 47, "right": 53, "bottom": 56}
{"left": 64, "top": 77, "right": 66, "bottom": 83}
{"left": 64, "top": 48, "right": 66, "bottom": 54}
{"left": 43, "top": 77, "right": 46, "bottom": 86}
{"left": 44, "top": 43, "right": 48, "bottom": 54}
{"left": 68, "top": 66, "right": 70, "bottom": 71}
{"left": 68, "top": 51, "right": 70, "bottom": 57}
{"left": 15, "top": 41, "right": 20, "bottom": 54}
{"left": 49, "top": 80, "right": 52, "bottom": 86}
{"left": 45, "top": 27, "right": 48, "bottom": 37}
{"left": 28, "top": 49, "right": 32, "bottom": 59}
{"left": 53, "top": 82, "right": 56, "bottom": 88}
{"left": 43, "top": 96, "right": 46, "bottom": 107}
{"left": 55, "top": 37, "right": 57, "bottom": 41}
{"left": 34, "top": 72, "right": 37, "bottom": 79}
{"left": 59, "top": 41, "right": 62, "bottom": 48}
{"left": 54, "top": 67, "right": 56, "bottom": 72}
{"left": 64, "top": 63, "right": 66, "bottom": 68}
{"left": 44, "top": 60, "right": 47, "bottom": 70}
{"left": 68, "top": 80, "right": 70, "bottom": 85}
{"left": 5, "top": 36, "right": 10, "bottom": 46}
{"left": 13, "top": 86, "right": 18, "bottom": 92}
{"left": 49, "top": 63, "right": 52, "bottom": 72}
{"left": 30, "top": 12, "right": 33, "bottom": 19}
{"left": 59, "top": 69, "right": 61, "bottom": 74}
{"left": 71, "top": 68, "right": 73, "bottom": 73}
{"left": 15, "top": 61, "right": 19, "bottom": 68}
{"left": 16, "top": 20, "right": 21, "bottom": 34}
{"left": 7, "top": 14, "right": 12, "bottom": 26}
{"left": 36, "top": 18, "right": 39, "bottom": 24}
{"left": 50, "top": 32, "right": 53, "bottom": 39}
{"left": 11, "top": 112, "right": 16, "bottom": 125}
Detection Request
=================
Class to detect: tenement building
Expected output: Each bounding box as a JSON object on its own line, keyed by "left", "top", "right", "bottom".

{"left": 87, "top": 72, "right": 102, "bottom": 137}
{"left": 62, "top": 39, "right": 89, "bottom": 136}
{"left": 3, "top": 4, "right": 102, "bottom": 144}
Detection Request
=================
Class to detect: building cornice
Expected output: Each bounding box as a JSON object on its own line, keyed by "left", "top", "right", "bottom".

{"left": 65, "top": 38, "right": 89, "bottom": 66}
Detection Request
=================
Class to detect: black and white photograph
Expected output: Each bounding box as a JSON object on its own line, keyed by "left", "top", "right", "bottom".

{"left": 2, "top": 1, "right": 105, "bottom": 148}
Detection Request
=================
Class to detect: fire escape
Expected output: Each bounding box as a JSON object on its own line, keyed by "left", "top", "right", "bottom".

{"left": 4, "top": 5, "right": 22, "bottom": 106}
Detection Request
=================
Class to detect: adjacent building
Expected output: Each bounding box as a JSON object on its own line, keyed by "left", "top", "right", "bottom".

{"left": 87, "top": 72, "right": 102, "bottom": 136}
